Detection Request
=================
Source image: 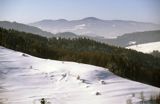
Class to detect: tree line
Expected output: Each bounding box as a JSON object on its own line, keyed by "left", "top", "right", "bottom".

{"left": 0, "top": 27, "right": 160, "bottom": 87}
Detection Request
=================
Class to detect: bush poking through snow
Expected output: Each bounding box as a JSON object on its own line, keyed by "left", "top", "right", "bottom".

{"left": 76, "top": 75, "right": 80, "bottom": 80}
{"left": 76, "top": 75, "right": 87, "bottom": 83}
{"left": 95, "top": 92, "right": 101, "bottom": 96}
{"left": 100, "top": 80, "right": 106, "bottom": 85}
{"left": 150, "top": 94, "right": 160, "bottom": 104}
{"left": 40, "top": 98, "right": 46, "bottom": 104}
{"left": 155, "top": 94, "right": 160, "bottom": 104}
{"left": 81, "top": 79, "right": 85, "bottom": 83}
{"left": 22, "top": 53, "right": 28, "bottom": 57}
{"left": 86, "top": 86, "right": 89, "bottom": 88}
{"left": 39, "top": 98, "right": 51, "bottom": 104}
{"left": 140, "top": 91, "right": 145, "bottom": 103}
{"left": 126, "top": 99, "right": 132, "bottom": 104}
{"left": 132, "top": 93, "right": 135, "bottom": 97}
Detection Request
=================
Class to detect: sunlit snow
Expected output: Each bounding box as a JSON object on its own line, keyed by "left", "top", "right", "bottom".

{"left": 0, "top": 46, "right": 159, "bottom": 104}
{"left": 127, "top": 41, "right": 160, "bottom": 53}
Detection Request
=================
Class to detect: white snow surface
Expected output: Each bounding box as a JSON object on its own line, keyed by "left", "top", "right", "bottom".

{"left": 0, "top": 46, "right": 159, "bottom": 104}
{"left": 127, "top": 41, "right": 160, "bottom": 53}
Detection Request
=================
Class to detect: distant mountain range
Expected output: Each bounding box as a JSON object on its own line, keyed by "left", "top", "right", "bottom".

{"left": 0, "top": 21, "right": 160, "bottom": 47}
{"left": 0, "top": 21, "right": 54, "bottom": 38}
{"left": 29, "top": 17, "right": 160, "bottom": 38}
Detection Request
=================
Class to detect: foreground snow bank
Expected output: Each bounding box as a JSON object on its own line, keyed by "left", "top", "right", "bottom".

{"left": 0, "top": 46, "right": 159, "bottom": 104}
{"left": 126, "top": 41, "right": 160, "bottom": 53}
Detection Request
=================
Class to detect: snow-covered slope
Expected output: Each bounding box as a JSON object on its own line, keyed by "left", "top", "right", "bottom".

{"left": 0, "top": 47, "right": 159, "bottom": 104}
{"left": 127, "top": 41, "right": 160, "bottom": 53}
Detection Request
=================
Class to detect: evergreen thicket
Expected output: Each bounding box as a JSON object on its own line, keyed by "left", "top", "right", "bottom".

{"left": 151, "top": 50, "right": 160, "bottom": 58}
{"left": 0, "top": 28, "right": 160, "bottom": 87}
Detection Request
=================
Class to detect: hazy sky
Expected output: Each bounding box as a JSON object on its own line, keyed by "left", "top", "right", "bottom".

{"left": 0, "top": 0, "right": 160, "bottom": 23}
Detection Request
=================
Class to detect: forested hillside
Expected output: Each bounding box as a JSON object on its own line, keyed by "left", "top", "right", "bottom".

{"left": 0, "top": 28, "right": 160, "bottom": 87}
{"left": 113, "top": 30, "right": 160, "bottom": 46}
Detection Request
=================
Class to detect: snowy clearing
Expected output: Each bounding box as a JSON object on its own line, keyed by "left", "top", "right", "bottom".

{"left": 126, "top": 41, "right": 160, "bottom": 53}
{"left": 0, "top": 46, "right": 159, "bottom": 104}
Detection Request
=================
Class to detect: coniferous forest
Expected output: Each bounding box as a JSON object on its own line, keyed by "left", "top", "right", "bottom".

{"left": 0, "top": 27, "right": 160, "bottom": 87}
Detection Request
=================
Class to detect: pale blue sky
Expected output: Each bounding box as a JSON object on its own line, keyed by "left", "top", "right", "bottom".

{"left": 0, "top": 0, "right": 160, "bottom": 23}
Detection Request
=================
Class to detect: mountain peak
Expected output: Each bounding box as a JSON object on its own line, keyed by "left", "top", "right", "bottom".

{"left": 56, "top": 19, "right": 68, "bottom": 22}
{"left": 37, "top": 19, "right": 68, "bottom": 23}
{"left": 38, "top": 19, "right": 53, "bottom": 23}
{"left": 82, "top": 17, "right": 101, "bottom": 21}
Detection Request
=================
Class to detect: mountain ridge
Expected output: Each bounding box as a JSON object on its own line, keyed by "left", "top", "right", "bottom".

{"left": 0, "top": 21, "right": 54, "bottom": 37}
{"left": 1, "top": 21, "right": 160, "bottom": 47}
{"left": 29, "top": 17, "right": 160, "bottom": 38}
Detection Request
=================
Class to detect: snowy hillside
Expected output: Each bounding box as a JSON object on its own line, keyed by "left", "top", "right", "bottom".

{"left": 0, "top": 46, "right": 159, "bottom": 104}
{"left": 127, "top": 41, "right": 160, "bottom": 53}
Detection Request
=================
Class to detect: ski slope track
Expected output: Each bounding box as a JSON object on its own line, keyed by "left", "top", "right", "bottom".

{"left": 0, "top": 46, "right": 159, "bottom": 104}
